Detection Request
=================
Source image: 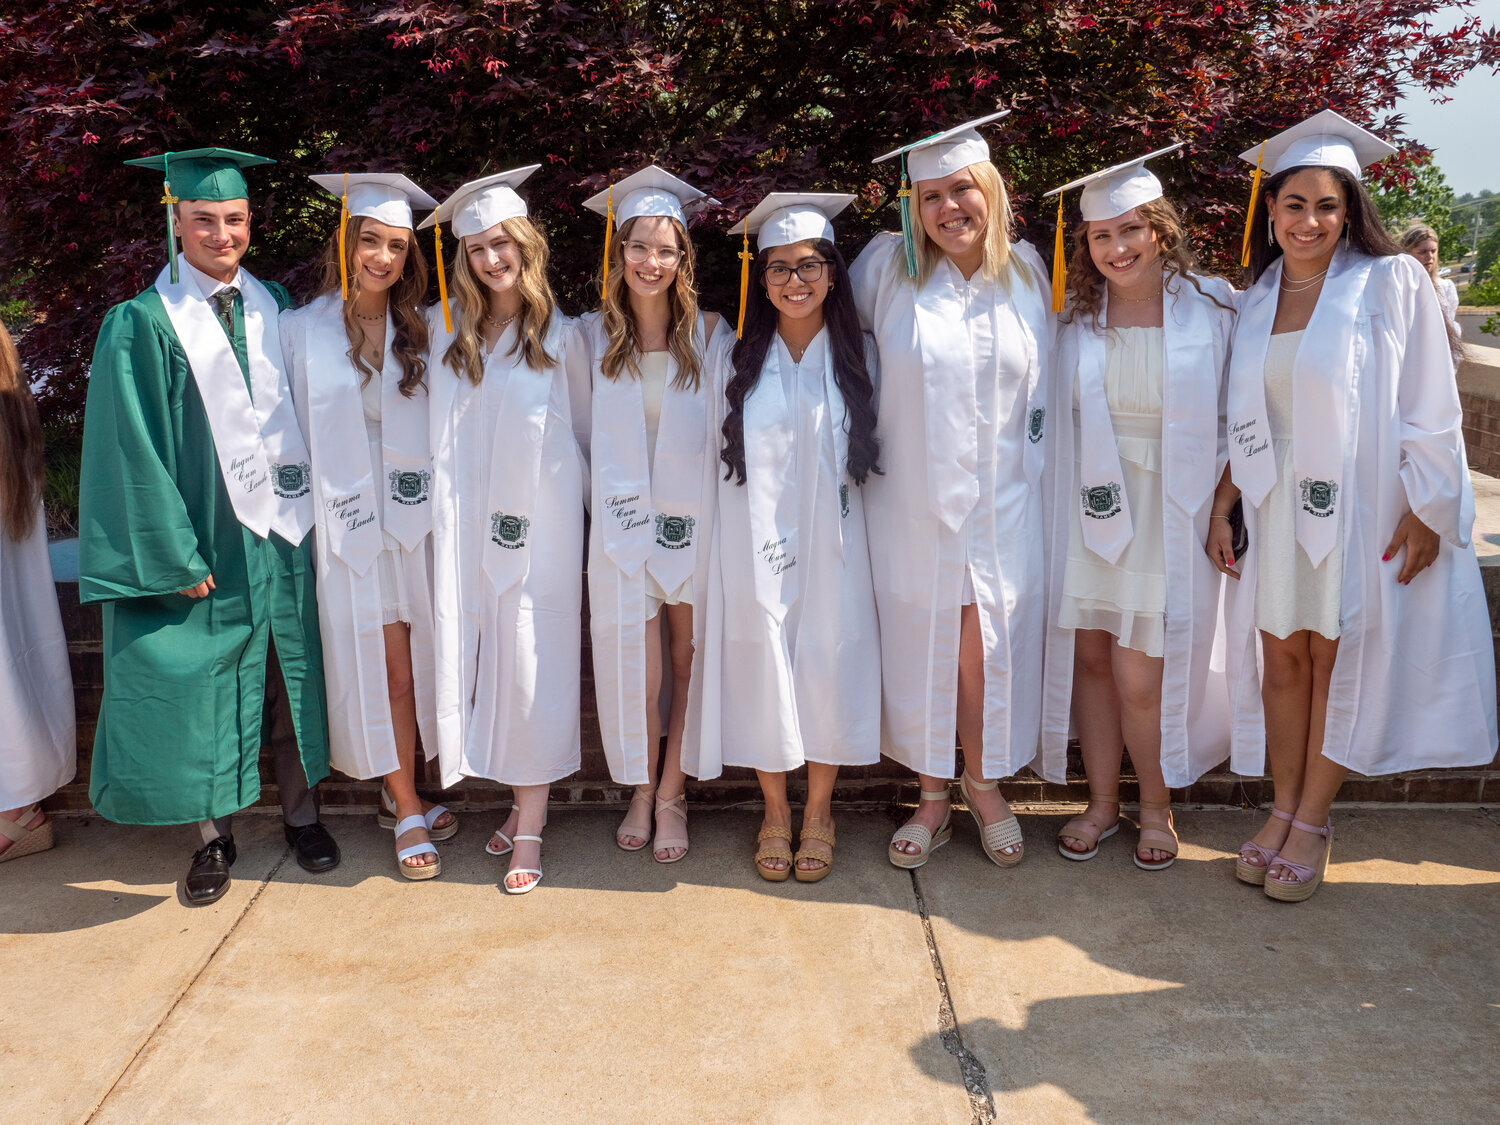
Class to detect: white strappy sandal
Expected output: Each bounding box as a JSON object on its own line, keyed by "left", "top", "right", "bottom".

{"left": 377, "top": 789, "right": 458, "bottom": 841}
{"left": 393, "top": 814, "right": 441, "bottom": 881}
{"left": 485, "top": 806, "right": 518, "bottom": 857}
{"left": 888, "top": 789, "right": 954, "bottom": 869}
{"left": 505, "top": 835, "right": 545, "bottom": 895}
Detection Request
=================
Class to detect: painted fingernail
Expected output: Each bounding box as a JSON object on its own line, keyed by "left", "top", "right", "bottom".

{"left": 1382, "top": 553, "right": 1391, "bottom": 561}
{"left": 1227, "top": 557, "right": 1235, "bottom": 566}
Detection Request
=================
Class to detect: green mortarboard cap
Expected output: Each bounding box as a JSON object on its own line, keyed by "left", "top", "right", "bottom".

{"left": 124, "top": 148, "right": 274, "bottom": 282}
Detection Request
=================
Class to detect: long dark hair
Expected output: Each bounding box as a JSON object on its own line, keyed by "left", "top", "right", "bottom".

{"left": 721, "top": 240, "right": 880, "bottom": 486}
{"left": 0, "top": 320, "right": 45, "bottom": 541}
{"left": 1247, "top": 165, "right": 1400, "bottom": 283}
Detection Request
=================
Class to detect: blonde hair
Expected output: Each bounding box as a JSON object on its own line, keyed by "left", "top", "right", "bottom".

{"left": 1399, "top": 222, "right": 1442, "bottom": 283}
{"left": 911, "top": 160, "right": 1024, "bottom": 291}
{"left": 599, "top": 215, "right": 703, "bottom": 392}
{"left": 0, "top": 320, "right": 44, "bottom": 542}
{"left": 314, "top": 215, "right": 430, "bottom": 397}
{"left": 443, "top": 216, "right": 559, "bottom": 385}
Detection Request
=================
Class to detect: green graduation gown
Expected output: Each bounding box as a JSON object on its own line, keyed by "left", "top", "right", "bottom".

{"left": 79, "top": 281, "right": 331, "bottom": 825}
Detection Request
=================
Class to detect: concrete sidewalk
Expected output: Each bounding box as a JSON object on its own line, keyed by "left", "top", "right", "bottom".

{"left": 4, "top": 807, "right": 1498, "bottom": 1124}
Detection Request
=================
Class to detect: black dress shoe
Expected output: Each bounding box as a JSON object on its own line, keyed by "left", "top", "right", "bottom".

{"left": 284, "top": 821, "right": 341, "bottom": 873}
{"left": 185, "top": 835, "right": 237, "bottom": 906}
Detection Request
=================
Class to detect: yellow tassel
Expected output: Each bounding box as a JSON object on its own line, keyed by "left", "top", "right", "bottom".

{"left": 1051, "top": 194, "right": 1067, "bottom": 314}
{"left": 736, "top": 228, "right": 752, "bottom": 339}
{"left": 162, "top": 177, "right": 180, "bottom": 285}
{"left": 338, "top": 173, "right": 349, "bottom": 302}
{"left": 434, "top": 224, "right": 453, "bottom": 334}
{"left": 601, "top": 185, "right": 614, "bottom": 301}
{"left": 1241, "top": 141, "right": 1267, "bottom": 269}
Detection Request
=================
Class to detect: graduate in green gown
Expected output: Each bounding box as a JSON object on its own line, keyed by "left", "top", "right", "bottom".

{"left": 79, "top": 148, "right": 340, "bottom": 904}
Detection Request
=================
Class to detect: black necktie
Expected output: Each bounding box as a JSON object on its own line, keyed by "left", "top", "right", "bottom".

{"left": 210, "top": 287, "right": 240, "bottom": 337}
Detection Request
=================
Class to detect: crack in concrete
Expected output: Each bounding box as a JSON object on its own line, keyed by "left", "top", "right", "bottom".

{"left": 909, "top": 867, "right": 996, "bottom": 1125}
{"left": 82, "top": 848, "right": 292, "bottom": 1123}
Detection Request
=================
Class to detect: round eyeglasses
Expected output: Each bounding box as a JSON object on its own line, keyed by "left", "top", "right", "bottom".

{"left": 764, "top": 260, "right": 831, "bottom": 286}
{"left": 622, "top": 241, "right": 682, "bottom": 268}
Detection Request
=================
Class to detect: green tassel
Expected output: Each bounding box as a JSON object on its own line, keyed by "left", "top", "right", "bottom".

{"left": 898, "top": 155, "right": 918, "bottom": 279}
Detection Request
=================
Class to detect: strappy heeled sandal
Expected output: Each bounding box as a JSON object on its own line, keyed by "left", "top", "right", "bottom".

{"left": 755, "top": 823, "right": 794, "bottom": 882}
{"left": 1235, "top": 807, "right": 1295, "bottom": 885}
{"left": 616, "top": 784, "right": 656, "bottom": 852}
{"left": 484, "top": 806, "right": 517, "bottom": 857}
{"left": 0, "top": 805, "right": 53, "bottom": 863}
{"left": 377, "top": 788, "right": 458, "bottom": 841}
{"left": 794, "top": 819, "right": 836, "bottom": 884}
{"left": 1264, "top": 818, "right": 1333, "bottom": 903}
{"left": 1133, "top": 798, "right": 1179, "bottom": 872}
{"left": 888, "top": 789, "right": 953, "bottom": 869}
{"left": 505, "top": 834, "right": 545, "bottom": 895}
{"left": 393, "top": 814, "right": 441, "bottom": 881}
{"left": 652, "top": 791, "right": 689, "bottom": 864}
{"left": 1056, "top": 792, "right": 1121, "bottom": 861}
{"left": 959, "top": 772, "right": 1024, "bottom": 868}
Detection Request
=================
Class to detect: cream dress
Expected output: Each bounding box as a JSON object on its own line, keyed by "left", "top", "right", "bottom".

{"left": 1252, "top": 330, "right": 1342, "bottom": 640}
{"left": 361, "top": 368, "right": 414, "bottom": 626}
{"left": 639, "top": 351, "right": 690, "bottom": 612}
{"left": 1058, "top": 327, "right": 1168, "bottom": 658}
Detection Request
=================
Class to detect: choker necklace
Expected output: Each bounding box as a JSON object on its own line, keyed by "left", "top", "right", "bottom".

{"left": 1280, "top": 267, "right": 1329, "bottom": 294}
{"left": 485, "top": 312, "right": 519, "bottom": 330}
{"left": 1108, "top": 284, "right": 1162, "bottom": 305}
{"left": 354, "top": 309, "right": 386, "bottom": 322}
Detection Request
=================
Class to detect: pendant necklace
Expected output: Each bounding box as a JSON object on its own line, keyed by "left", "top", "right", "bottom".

{"left": 485, "top": 312, "right": 520, "bottom": 330}
{"left": 1108, "top": 283, "right": 1163, "bottom": 305}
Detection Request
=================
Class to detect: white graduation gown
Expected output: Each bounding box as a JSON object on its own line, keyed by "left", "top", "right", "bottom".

{"left": 427, "top": 311, "right": 587, "bottom": 788}
{"left": 569, "top": 311, "right": 730, "bottom": 786}
{"left": 281, "top": 294, "right": 438, "bottom": 780}
{"left": 849, "top": 233, "right": 1053, "bottom": 780}
{"left": 1040, "top": 275, "right": 1235, "bottom": 787}
{"left": 691, "top": 331, "right": 882, "bottom": 778}
{"left": 0, "top": 503, "right": 76, "bottom": 807}
{"left": 1223, "top": 250, "right": 1497, "bottom": 775}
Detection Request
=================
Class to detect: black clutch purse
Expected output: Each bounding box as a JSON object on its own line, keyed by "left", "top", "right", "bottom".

{"left": 1227, "top": 498, "right": 1248, "bottom": 560}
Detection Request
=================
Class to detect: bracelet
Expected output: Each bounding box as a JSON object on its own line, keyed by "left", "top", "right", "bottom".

{"left": 1209, "top": 514, "right": 1232, "bottom": 522}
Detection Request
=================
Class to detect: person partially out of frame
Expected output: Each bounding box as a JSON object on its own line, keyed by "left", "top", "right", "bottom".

{"left": 78, "top": 148, "right": 338, "bottom": 906}
{"left": 281, "top": 172, "right": 457, "bottom": 881}
{"left": 1210, "top": 111, "right": 1497, "bottom": 902}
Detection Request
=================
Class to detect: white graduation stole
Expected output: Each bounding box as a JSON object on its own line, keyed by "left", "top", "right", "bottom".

{"left": 378, "top": 347, "right": 433, "bottom": 552}
{"left": 1074, "top": 294, "right": 1133, "bottom": 565}
{"left": 592, "top": 318, "right": 708, "bottom": 591}
{"left": 481, "top": 318, "right": 564, "bottom": 596}
{"left": 1228, "top": 249, "right": 1374, "bottom": 566}
{"left": 155, "top": 258, "right": 315, "bottom": 544}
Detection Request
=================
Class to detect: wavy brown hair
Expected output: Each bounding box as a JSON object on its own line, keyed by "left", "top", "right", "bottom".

{"left": 1062, "top": 196, "right": 1231, "bottom": 326}
{"left": 0, "top": 320, "right": 45, "bottom": 542}
{"left": 599, "top": 214, "right": 703, "bottom": 391}
{"left": 443, "top": 216, "right": 559, "bottom": 385}
{"left": 315, "top": 214, "right": 430, "bottom": 397}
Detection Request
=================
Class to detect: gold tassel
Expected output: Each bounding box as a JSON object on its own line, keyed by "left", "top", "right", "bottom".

{"left": 434, "top": 223, "right": 453, "bottom": 334}
{"left": 897, "top": 157, "right": 918, "bottom": 279}
{"left": 1241, "top": 141, "right": 1267, "bottom": 269}
{"left": 1051, "top": 194, "right": 1067, "bottom": 314}
{"left": 736, "top": 228, "right": 752, "bottom": 339}
{"left": 338, "top": 173, "right": 350, "bottom": 301}
{"left": 601, "top": 185, "right": 614, "bottom": 301}
{"left": 162, "top": 174, "right": 180, "bottom": 286}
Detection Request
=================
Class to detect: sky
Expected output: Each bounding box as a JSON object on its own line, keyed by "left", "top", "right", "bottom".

{"left": 1395, "top": 0, "right": 1500, "bottom": 195}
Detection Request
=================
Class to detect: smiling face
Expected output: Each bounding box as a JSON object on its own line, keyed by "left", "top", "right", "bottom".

{"left": 465, "top": 222, "right": 523, "bottom": 297}
{"left": 351, "top": 218, "right": 409, "bottom": 296}
{"left": 176, "top": 198, "right": 250, "bottom": 282}
{"left": 762, "top": 239, "right": 831, "bottom": 326}
{"left": 1085, "top": 208, "right": 1162, "bottom": 292}
{"left": 619, "top": 215, "right": 682, "bottom": 300}
{"left": 916, "top": 167, "right": 990, "bottom": 269}
{"left": 1267, "top": 167, "right": 1348, "bottom": 271}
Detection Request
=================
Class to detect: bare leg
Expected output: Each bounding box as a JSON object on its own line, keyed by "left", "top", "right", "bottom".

{"left": 653, "top": 601, "right": 694, "bottom": 861}
{"left": 1270, "top": 632, "right": 1345, "bottom": 877}
{"left": 617, "top": 609, "right": 666, "bottom": 851}
{"left": 954, "top": 603, "right": 1017, "bottom": 848}
{"left": 756, "top": 769, "right": 792, "bottom": 875}
{"left": 1112, "top": 644, "right": 1169, "bottom": 864}
{"left": 380, "top": 623, "right": 435, "bottom": 870}
{"left": 505, "top": 783, "right": 549, "bottom": 892}
{"left": 797, "top": 762, "right": 840, "bottom": 873}
{"left": 1059, "top": 630, "right": 1126, "bottom": 854}
{"left": 1245, "top": 630, "right": 1315, "bottom": 868}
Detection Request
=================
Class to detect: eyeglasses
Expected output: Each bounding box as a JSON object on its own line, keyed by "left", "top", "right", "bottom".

{"left": 622, "top": 241, "right": 682, "bottom": 267}
{"left": 764, "top": 260, "right": 832, "bottom": 286}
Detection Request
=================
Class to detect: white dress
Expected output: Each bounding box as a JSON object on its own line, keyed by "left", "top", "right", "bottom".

{"left": 1058, "top": 327, "right": 1168, "bottom": 657}
{"left": 1252, "top": 330, "right": 1342, "bottom": 640}
{"left": 639, "top": 351, "right": 690, "bottom": 610}
{"left": 0, "top": 503, "right": 76, "bottom": 808}
{"left": 360, "top": 370, "right": 414, "bottom": 626}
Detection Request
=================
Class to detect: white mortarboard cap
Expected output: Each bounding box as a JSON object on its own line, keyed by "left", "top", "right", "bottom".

{"left": 1239, "top": 109, "right": 1396, "bottom": 179}
{"left": 1042, "top": 143, "right": 1185, "bottom": 221}
{"left": 309, "top": 173, "right": 438, "bottom": 231}
{"left": 873, "top": 111, "right": 1011, "bottom": 182}
{"left": 582, "top": 165, "right": 714, "bottom": 227}
{"left": 728, "top": 192, "right": 855, "bottom": 251}
{"left": 417, "top": 165, "right": 541, "bottom": 238}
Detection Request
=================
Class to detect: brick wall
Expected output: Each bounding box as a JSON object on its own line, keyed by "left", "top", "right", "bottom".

{"left": 1461, "top": 346, "right": 1500, "bottom": 477}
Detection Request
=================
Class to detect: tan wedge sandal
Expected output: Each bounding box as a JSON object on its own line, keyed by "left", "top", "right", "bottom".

{"left": 959, "top": 773, "right": 1024, "bottom": 867}
{"left": 888, "top": 788, "right": 953, "bottom": 869}
{"left": 0, "top": 805, "right": 53, "bottom": 863}
{"left": 755, "top": 823, "right": 794, "bottom": 882}
{"left": 794, "top": 818, "right": 836, "bottom": 884}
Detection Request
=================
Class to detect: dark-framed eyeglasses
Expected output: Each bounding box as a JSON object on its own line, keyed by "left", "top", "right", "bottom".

{"left": 764, "top": 260, "right": 832, "bottom": 285}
